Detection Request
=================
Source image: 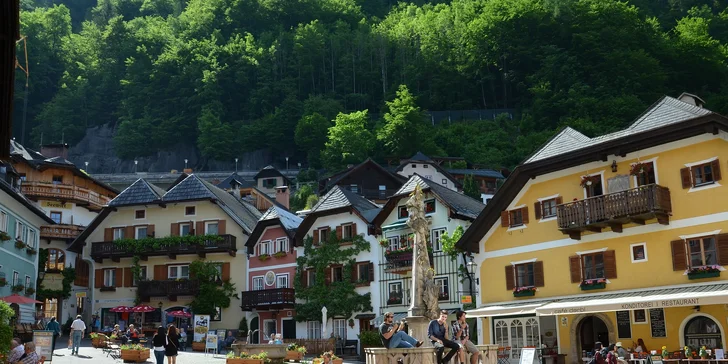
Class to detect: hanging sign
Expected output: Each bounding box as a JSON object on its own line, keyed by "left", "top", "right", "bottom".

{"left": 193, "top": 315, "right": 210, "bottom": 342}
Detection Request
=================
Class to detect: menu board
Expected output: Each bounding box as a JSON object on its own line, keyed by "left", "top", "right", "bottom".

{"left": 519, "top": 348, "right": 539, "bottom": 364}
{"left": 33, "top": 331, "right": 54, "bottom": 361}
{"left": 650, "top": 308, "right": 666, "bottom": 338}
{"left": 616, "top": 311, "right": 632, "bottom": 338}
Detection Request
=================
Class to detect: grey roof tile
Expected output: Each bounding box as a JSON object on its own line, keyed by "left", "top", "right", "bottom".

{"left": 408, "top": 152, "right": 433, "bottom": 162}
{"left": 447, "top": 169, "right": 504, "bottom": 179}
{"left": 162, "top": 175, "right": 216, "bottom": 202}
{"left": 216, "top": 173, "right": 254, "bottom": 189}
{"left": 311, "top": 186, "right": 381, "bottom": 222}
{"left": 396, "top": 175, "right": 485, "bottom": 220}
{"left": 260, "top": 205, "right": 302, "bottom": 234}
{"left": 199, "top": 178, "right": 262, "bottom": 233}
{"left": 109, "top": 179, "right": 164, "bottom": 206}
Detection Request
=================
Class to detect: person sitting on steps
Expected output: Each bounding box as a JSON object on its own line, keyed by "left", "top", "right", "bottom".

{"left": 379, "top": 312, "right": 423, "bottom": 349}
{"left": 429, "top": 310, "right": 461, "bottom": 364}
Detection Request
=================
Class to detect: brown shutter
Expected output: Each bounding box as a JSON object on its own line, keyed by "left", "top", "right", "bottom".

{"left": 604, "top": 250, "right": 617, "bottom": 279}
{"left": 125, "top": 226, "right": 134, "bottom": 239}
{"left": 222, "top": 263, "right": 230, "bottom": 281}
{"left": 95, "top": 269, "right": 104, "bottom": 288}
{"left": 368, "top": 262, "right": 374, "bottom": 282}
{"left": 352, "top": 223, "right": 357, "bottom": 236}
{"left": 154, "top": 265, "right": 168, "bottom": 280}
{"left": 218, "top": 220, "right": 226, "bottom": 235}
{"left": 123, "top": 268, "right": 133, "bottom": 287}
{"left": 325, "top": 267, "right": 332, "bottom": 285}
{"left": 301, "top": 270, "right": 308, "bottom": 288}
{"left": 196, "top": 221, "right": 204, "bottom": 235}
{"left": 505, "top": 265, "right": 515, "bottom": 290}
{"left": 147, "top": 224, "right": 155, "bottom": 237}
{"left": 534, "top": 202, "right": 542, "bottom": 220}
{"left": 350, "top": 264, "right": 358, "bottom": 283}
{"left": 534, "top": 261, "right": 545, "bottom": 287}
{"left": 171, "top": 223, "right": 179, "bottom": 236}
{"left": 569, "top": 255, "right": 582, "bottom": 283}
{"left": 313, "top": 230, "right": 319, "bottom": 245}
{"left": 115, "top": 268, "right": 123, "bottom": 287}
{"left": 671, "top": 239, "right": 687, "bottom": 271}
{"left": 336, "top": 225, "right": 342, "bottom": 239}
{"left": 500, "top": 211, "right": 510, "bottom": 227}
{"left": 555, "top": 196, "right": 563, "bottom": 205}
{"left": 717, "top": 234, "right": 728, "bottom": 266}
{"left": 712, "top": 159, "right": 722, "bottom": 181}
{"left": 104, "top": 228, "right": 113, "bottom": 241}
{"left": 680, "top": 168, "right": 692, "bottom": 189}
{"left": 189, "top": 220, "right": 195, "bottom": 235}
{"left": 521, "top": 206, "right": 529, "bottom": 224}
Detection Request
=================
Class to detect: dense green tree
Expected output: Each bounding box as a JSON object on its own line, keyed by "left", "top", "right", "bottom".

{"left": 295, "top": 113, "right": 331, "bottom": 168}
{"left": 322, "top": 110, "right": 374, "bottom": 170}
{"left": 377, "top": 84, "right": 440, "bottom": 157}
{"left": 462, "top": 175, "right": 480, "bottom": 201}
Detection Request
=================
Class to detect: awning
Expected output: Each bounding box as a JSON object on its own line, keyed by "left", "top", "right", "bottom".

{"left": 354, "top": 313, "right": 376, "bottom": 320}
{"left": 536, "top": 282, "right": 728, "bottom": 316}
{"left": 466, "top": 300, "right": 552, "bottom": 318}
{"left": 373, "top": 312, "right": 408, "bottom": 325}
{"left": 382, "top": 221, "right": 408, "bottom": 232}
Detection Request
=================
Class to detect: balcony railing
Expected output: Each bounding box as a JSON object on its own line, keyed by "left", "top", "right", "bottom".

{"left": 137, "top": 280, "right": 199, "bottom": 300}
{"left": 556, "top": 184, "right": 672, "bottom": 240}
{"left": 384, "top": 251, "right": 434, "bottom": 274}
{"left": 21, "top": 181, "right": 112, "bottom": 209}
{"left": 91, "top": 234, "right": 237, "bottom": 262}
{"left": 40, "top": 224, "right": 84, "bottom": 240}
{"left": 240, "top": 288, "right": 295, "bottom": 311}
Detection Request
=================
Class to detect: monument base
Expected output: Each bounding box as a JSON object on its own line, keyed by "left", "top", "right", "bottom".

{"left": 406, "top": 316, "right": 432, "bottom": 348}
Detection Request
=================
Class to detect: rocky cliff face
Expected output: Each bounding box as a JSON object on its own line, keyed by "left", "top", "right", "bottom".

{"left": 67, "top": 124, "right": 275, "bottom": 174}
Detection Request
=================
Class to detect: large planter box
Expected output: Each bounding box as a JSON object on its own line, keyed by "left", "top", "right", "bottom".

{"left": 120, "top": 349, "right": 150, "bottom": 362}
{"left": 226, "top": 359, "right": 264, "bottom": 364}
{"left": 192, "top": 342, "right": 206, "bottom": 352}
{"left": 91, "top": 338, "right": 106, "bottom": 348}
{"left": 688, "top": 271, "right": 720, "bottom": 280}
{"left": 286, "top": 351, "right": 303, "bottom": 361}
{"left": 513, "top": 290, "right": 535, "bottom": 297}
{"left": 580, "top": 282, "right": 606, "bottom": 291}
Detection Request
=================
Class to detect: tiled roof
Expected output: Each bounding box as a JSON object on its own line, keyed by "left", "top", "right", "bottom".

{"left": 396, "top": 174, "right": 485, "bottom": 220}
{"left": 310, "top": 186, "right": 380, "bottom": 222}
{"left": 163, "top": 174, "right": 217, "bottom": 202}
{"left": 200, "top": 178, "right": 261, "bottom": 233}
{"left": 216, "top": 173, "right": 254, "bottom": 189}
{"left": 408, "top": 152, "right": 433, "bottom": 162}
{"left": 260, "top": 205, "right": 302, "bottom": 233}
{"left": 323, "top": 158, "right": 405, "bottom": 191}
{"left": 526, "top": 96, "right": 713, "bottom": 163}
{"left": 447, "top": 169, "right": 504, "bottom": 179}
{"left": 43, "top": 156, "right": 75, "bottom": 165}
{"left": 109, "top": 179, "right": 165, "bottom": 206}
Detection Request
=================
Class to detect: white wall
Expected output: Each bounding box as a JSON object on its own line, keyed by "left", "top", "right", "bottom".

{"left": 397, "top": 163, "right": 457, "bottom": 191}
{"left": 36, "top": 199, "right": 98, "bottom": 226}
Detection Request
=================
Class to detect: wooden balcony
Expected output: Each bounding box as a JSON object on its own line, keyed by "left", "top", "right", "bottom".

{"left": 40, "top": 224, "right": 84, "bottom": 240}
{"left": 21, "top": 181, "right": 112, "bottom": 210}
{"left": 137, "top": 279, "right": 199, "bottom": 301}
{"left": 556, "top": 184, "right": 672, "bottom": 240}
{"left": 240, "top": 288, "right": 295, "bottom": 311}
{"left": 90, "top": 234, "right": 237, "bottom": 263}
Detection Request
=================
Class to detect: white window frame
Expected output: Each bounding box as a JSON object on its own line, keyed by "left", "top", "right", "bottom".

{"left": 581, "top": 170, "right": 605, "bottom": 199}
{"left": 103, "top": 269, "right": 116, "bottom": 287}
{"left": 318, "top": 227, "right": 330, "bottom": 243}
{"left": 632, "top": 309, "right": 648, "bottom": 324}
{"left": 274, "top": 238, "right": 288, "bottom": 253}
{"left": 307, "top": 270, "right": 316, "bottom": 287}
{"left": 333, "top": 318, "right": 347, "bottom": 340}
{"left": 442, "top": 179, "right": 448, "bottom": 185}
{"left": 386, "top": 235, "right": 400, "bottom": 251}
{"left": 276, "top": 274, "right": 289, "bottom": 288}
{"left": 135, "top": 226, "right": 148, "bottom": 240}
{"left": 15, "top": 221, "right": 23, "bottom": 241}
{"left": 25, "top": 275, "right": 31, "bottom": 290}
{"left": 342, "top": 223, "right": 354, "bottom": 240}
{"left": 113, "top": 227, "right": 125, "bottom": 240}
{"left": 12, "top": 271, "right": 19, "bottom": 286}
{"left": 134, "top": 209, "right": 146, "bottom": 220}
{"left": 307, "top": 321, "right": 321, "bottom": 339}
{"left": 434, "top": 276, "right": 449, "bottom": 297}
{"left": 133, "top": 266, "right": 147, "bottom": 286}
{"left": 252, "top": 276, "right": 264, "bottom": 291}
{"left": 180, "top": 223, "right": 192, "bottom": 236}
{"left": 630, "top": 242, "right": 648, "bottom": 263}
{"left": 431, "top": 227, "right": 447, "bottom": 252}
{"left": 258, "top": 240, "right": 271, "bottom": 256}
{"left": 184, "top": 206, "right": 196, "bottom": 216}
{"left": 168, "top": 265, "right": 190, "bottom": 280}
{"left": 388, "top": 281, "right": 403, "bottom": 305}
{"left": 27, "top": 229, "right": 35, "bottom": 248}
{"left": 205, "top": 221, "right": 219, "bottom": 235}
{"left": 630, "top": 157, "right": 660, "bottom": 188}
{"left": 0, "top": 211, "right": 6, "bottom": 232}
{"left": 424, "top": 199, "right": 436, "bottom": 215}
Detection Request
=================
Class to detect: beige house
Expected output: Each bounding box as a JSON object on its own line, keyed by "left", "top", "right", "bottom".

{"left": 69, "top": 174, "right": 260, "bottom": 333}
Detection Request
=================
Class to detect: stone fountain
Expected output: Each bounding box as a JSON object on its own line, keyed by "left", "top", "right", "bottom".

{"left": 231, "top": 341, "right": 287, "bottom": 364}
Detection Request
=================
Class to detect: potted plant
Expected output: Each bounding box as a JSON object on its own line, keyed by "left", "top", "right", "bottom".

{"left": 10, "top": 284, "right": 24, "bottom": 293}
{"left": 358, "top": 330, "right": 383, "bottom": 362}
{"left": 14, "top": 239, "right": 25, "bottom": 249}
{"left": 24, "top": 287, "right": 35, "bottom": 296}
{"left": 286, "top": 343, "right": 306, "bottom": 361}
{"left": 700, "top": 346, "right": 708, "bottom": 359}
{"left": 192, "top": 340, "right": 206, "bottom": 351}
{"left": 378, "top": 239, "right": 388, "bottom": 248}
{"left": 662, "top": 346, "right": 669, "bottom": 359}
{"left": 630, "top": 162, "right": 652, "bottom": 177}
{"left": 579, "top": 278, "right": 606, "bottom": 291}
{"left": 120, "top": 343, "right": 150, "bottom": 362}
{"left": 238, "top": 317, "right": 248, "bottom": 340}
{"left": 90, "top": 333, "right": 102, "bottom": 347}
{"left": 318, "top": 351, "right": 342, "bottom": 364}
{"left": 686, "top": 265, "right": 721, "bottom": 280}
{"left": 579, "top": 175, "right": 599, "bottom": 188}
{"left": 684, "top": 346, "right": 692, "bottom": 359}
{"left": 226, "top": 351, "right": 269, "bottom": 364}
{"left": 513, "top": 286, "right": 537, "bottom": 297}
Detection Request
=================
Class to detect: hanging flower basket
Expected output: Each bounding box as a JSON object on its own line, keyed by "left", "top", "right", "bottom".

{"left": 579, "top": 175, "right": 599, "bottom": 188}
{"left": 630, "top": 162, "right": 652, "bottom": 176}
{"left": 378, "top": 239, "right": 388, "bottom": 248}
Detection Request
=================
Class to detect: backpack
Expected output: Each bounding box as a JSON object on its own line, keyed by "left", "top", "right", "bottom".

{"left": 589, "top": 350, "right": 604, "bottom": 364}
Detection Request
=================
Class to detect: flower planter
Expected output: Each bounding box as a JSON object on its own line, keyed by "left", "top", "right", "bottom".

{"left": 334, "top": 359, "right": 343, "bottom": 364}
{"left": 192, "top": 342, "right": 206, "bottom": 351}
{"left": 580, "top": 282, "right": 606, "bottom": 291}
{"left": 286, "top": 351, "right": 304, "bottom": 361}
{"left": 120, "top": 349, "right": 150, "bottom": 362}
{"left": 513, "top": 290, "right": 535, "bottom": 297}
{"left": 91, "top": 337, "right": 107, "bottom": 348}
{"left": 688, "top": 271, "right": 720, "bottom": 280}
{"left": 226, "top": 359, "right": 264, "bottom": 364}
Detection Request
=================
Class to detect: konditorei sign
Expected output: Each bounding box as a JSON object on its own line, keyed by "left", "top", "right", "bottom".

{"left": 536, "top": 296, "right": 712, "bottom": 316}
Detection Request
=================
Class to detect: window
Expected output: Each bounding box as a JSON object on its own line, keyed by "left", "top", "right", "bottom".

{"left": 685, "top": 316, "right": 723, "bottom": 350}
{"left": 263, "top": 178, "right": 277, "bottom": 188}
{"left": 635, "top": 162, "right": 656, "bottom": 186}
{"left": 688, "top": 236, "right": 717, "bottom": 267}
{"left": 206, "top": 221, "right": 219, "bottom": 235}
{"left": 46, "top": 249, "right": 65, "bottom": 271}
{"left": 379, "top": 185, "right": 387, "bottom": 199}
{"left": 632, "top": 309, "right": 647, "bottom": 324}
{"left": 350, "top": 184, "right": 359, "bottom": 194}
{"left": 52, "top": 175, "right": 63, "bottom": 184}
{"left": 425, "top": 199, "right": 436, "bottom": 214}
{"left": 253, "top": 277, "right": 264, "bottom": 291}
{"left": 135, "top": 226, "right": 148, "bottom": 239}
{"left": 12, "top": 271, "right": 19, "bottom": 286}
{"left": 388, "top": 282, "right": 403, "bottom": 305}
{"left": 411, "top": 164, "right": 417, "bottom": 168}
{"left": 50, "top": 211, "right": 62, "bottom": 224}
{"left": 180, "top": 223, "right": 192, "bottom": 236}
{"left": 515, "top": 263, "right": 535, "bottom": 287}
{"left": 274, "top": 238, "right": 288, "bottom": 253}
{"left": 431, "top": 228, "right": 447, "bottom": 252}
{"left": 342, "top": 224, "right": 353, "bottom": 240}
{"left": 509, "top": 209, "right": 524, "bottom": 227}
{"left": 276, "top": 274, "right": 288, "bottom": 288}
{"left": 333, "top": 319, "right": 347, "bottom": 340}
{"left": 133, "top": 266, "right": 147, "bottom": 286}
{"left": 435, "top": 277, "right": 449, "bottom": 301}
{"left": 307, "top": 321, "right": 321, "bottom": 339}
{"left": 442, "top": 179, "right": 448, "bottom": 185}
{"left": 692, "top": 163, "right": 715, "bottom": 186}
{"left": 398, "top": 206, "right": 409, "bottom": 219}
{"left": 113, "top": 228, "right": 124, "bottom": 240}
{"left": 212, "top": 264, "right": 223, "bottom": 282}
{"left": 318, "top": 228, "right": 330, "bottom": 243}
{"left": 307, "top": 270, "right": 316, "bottom": 287}
{"left": 185, "top": 206, "right": 196, "bottom": 216}
{"left": 43, "top": 298, "right": 58, "bottom": 319}
{"left": 25, "top": 276, "right": 31, "bottom": 290}
{"left": 103, "top": 269, "right": 116, "bottom": 287}
{"left": 168, "top": 265, "right": 190, "bottom": 280}
{"left": 582, "top": 253, "right": 605, "bottom": 280}
{"left": 631, "top": 243, "right": 648, "bottom": 263}
{"left": 332, "top": 266, "right": 344, "bottom": 282}
{"left": 258, "top": 240, "right": 270, "bottom": 256}
{"left": 18, "top": 173, "right": 26, "bottom": 181}
{"left": 541, "top": 199, "right": 557, "bottom": 218}
{"left": 27, "top": 230, "right": 35, "bottom": 248}
{"left": 423, "top": 164, "right": 429, "bottom": 169}
{"left": 0, "top": 211, "right": 6, "bottom": 232}
{"left": 424, "top": 175, "right": 433, "bottom": 180}
{"left": 387, "top": 235, "right": 400, "bottom": 251}
{"left": 15, "top": 221, "right": 23, "bottom": 240}
{"left": 358, "top": 263, "right": 370, "bottom": 282}
{"left": 135, "top": 210, "right": 145, "bottom": 219}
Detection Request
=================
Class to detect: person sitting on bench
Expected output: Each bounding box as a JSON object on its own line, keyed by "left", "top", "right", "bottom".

{"left": 379, "top": 312, "right": 423, "bottom": 349}
{"left": 429, "top": 310, "right": 461, "bottom": 364}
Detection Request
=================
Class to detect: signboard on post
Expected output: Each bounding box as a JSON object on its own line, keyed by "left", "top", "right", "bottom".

{"left": 193, "top": 315, "right": 210, "bottom": 342}
{"left": 519, "top": 348, "right": 539, "bottom": 364}
{"left": 33, "top": 330, "right": 54, "bottom": 361}
{"left": 461, "top": 296, "right": 472, "bottom": 304}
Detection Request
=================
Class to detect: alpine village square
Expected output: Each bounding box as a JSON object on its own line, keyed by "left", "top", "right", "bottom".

{"left": 3, "top": 1, "right": 728, "bottom": 364}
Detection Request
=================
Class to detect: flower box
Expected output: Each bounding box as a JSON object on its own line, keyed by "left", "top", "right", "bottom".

{"left": 120, "top": 349, "right": 150, "bottom": 362}
{"left": 513, "top": 290, "right": 535, "bottom": 297}
{"left": 0, "top": 278, "right": 6, "bottom": 287}
{"left": 192, "top": 342, "right": 206, "bottom": 351}
{"left": 580, "top": 282, "right": 606, "bottom": 291}
{"left": 286, "top": 351, "right": 304, "bottom": 361}
{"left": 14, "top": 240, "right": 25, "bottom": 249}
{"left": 226, "top": 359, "right": 264, "bottom": 364}
{"left": 26, "top": 247, "right": 37, "bottom": 255}
{"left": 688, "top": 271, "right": 720, "bottom": 280}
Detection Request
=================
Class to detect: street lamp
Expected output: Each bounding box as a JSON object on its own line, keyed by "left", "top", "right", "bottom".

{"left": 235, "top": 158, "right": 239, "bottom": 173}
{"left": 285, "top": 157, "right": 289, "bottom": 171}
{"left": 134, "top": 160, "right": 138, "bottom": 173}
{"left": 84, "top": 161, "right": 89, "bottom": 172}
{"left": 297, "top": 162, "right": 301, "bottom": 170}
{"left": 466, "top": 258, "right": 479, "bottom": 285}
{"left": 184, "top": 159, "right": 188, "bottom": 169}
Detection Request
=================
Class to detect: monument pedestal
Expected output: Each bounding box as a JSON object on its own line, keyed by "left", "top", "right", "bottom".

{"left": 406, "top": 316, "right": 432, "bottom": 348}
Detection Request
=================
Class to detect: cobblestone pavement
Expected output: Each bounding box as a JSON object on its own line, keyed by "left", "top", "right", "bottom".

{"left": 43, "top": 337, "right": 364, "bottom": 364}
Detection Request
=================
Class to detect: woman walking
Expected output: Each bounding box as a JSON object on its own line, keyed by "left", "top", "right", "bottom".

{"left": 152, "top": 326, "right": 166, "bottom": 364}
{"left": 165, "top": 325, "right": 179, "bottom": 364}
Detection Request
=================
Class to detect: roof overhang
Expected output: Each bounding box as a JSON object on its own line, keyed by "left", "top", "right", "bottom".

{"left": 293, "top": 206, "right": 350, "bottom": 245}
{"left": 246, "top": 218, "right": 294, "bottom": 253}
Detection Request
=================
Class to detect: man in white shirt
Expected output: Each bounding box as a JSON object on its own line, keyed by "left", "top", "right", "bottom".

{"left": 7, "top": 338, "right": 24, "bottom": 363}
{"left": 70, "top": 315, "right": 86, "bottom": 355}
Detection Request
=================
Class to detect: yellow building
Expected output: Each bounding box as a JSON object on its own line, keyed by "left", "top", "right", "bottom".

{"left": 69, "top": 174, "right": 260, "bottom": 334}
{"left": 457, "top": 93, "right": 728, "bottom": 362}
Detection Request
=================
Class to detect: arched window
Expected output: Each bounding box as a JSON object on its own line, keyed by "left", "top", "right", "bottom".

{"left": 685, "top": 316, "right": 723, "bottom": 349}
{"left": 46, "top": 249, "right": 65, "bottom": 271}
{"left": 525, "top": 318, "right": 540, "bottom": 347}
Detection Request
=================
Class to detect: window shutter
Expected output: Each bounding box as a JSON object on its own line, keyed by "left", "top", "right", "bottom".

{"left": 222, "top": 263, "right": 230, "bottom": 281}
{"left": 521, "top": 206, "right": 529, "bottom": 224}
{"left": 680, "top": 168, "right": 692, "bottom": 189}
{"left": 368, "top": 262, "right": 374, "bottom": 282}
{"left": 534, "top": 261, "right": 545, "bottom": 287}
{"left": 301, "top": 270, "right": 308, "bottom": 288}
{"left": 171, "top": 223, "right": 179, "bottom": 237}
{"left": 336, "top": 225, "right": 342, "bottom": 239}
{"left": 569, "top": 255, "right": 582, "bottom": 283}
{"left": 189, "top": 220, "right": 195, "bottom": 235}
{"left": 218, "top": 220, "right": 226, "bottom": 235}
{"left": 312, "top": 230, "right": 319, "bottom": 245}
{"left": 500, "top": 211, "right": 510, "bottom": 227}
{"left": 717, "top": 234, "right": 728, "bottom": 266}
{"left": 671, "top": 240, "right": 687, "bottom": 271}
{"left": 196, "top": 221, "right": 204, "bottom": 236}
{"left": 125, "top": 226, "right": 134, "bottom": 239}
{"left": 325, "top": 267, "right": 332, "bottom": 285}
{"left": 115, "top": 268, "right": 123, "bottom": 287}
{"left": 154, "top": 265, "right": 168, "bottom": 280}
{"left": 94, "top": 269, "right": 104, "bottom": 288}
{"left": 104, "top": 228, "right": 113, "bottom": 241}
{"left": 147, "top": 224, "right": 155, "bottom": 238}
{"left": 350, "top": 264, "right": 358, "bottom": 283}
{"left": 534, "top": 202, "right": 542, "bottom": 220}
{"left": 123, "top": 268, "right": 133, "bottom": 287}
{"left": 555, "top": 196, "right": 563, "bottom": 205}
{"left": 352, "top": 223, "right": 357, "bottom": 236}
{"left": 712, "top": 159, "right": 722, "bottom": 181}
{"left": 505, "top": 265, "right": 515, "bottom": 290}
{"left": 604, "top": 250, "right": 617, "bottom": 279}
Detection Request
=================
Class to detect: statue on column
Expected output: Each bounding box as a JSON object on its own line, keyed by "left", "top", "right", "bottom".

{"left": 406, "top": 184, "right": 440, "bottom": 321}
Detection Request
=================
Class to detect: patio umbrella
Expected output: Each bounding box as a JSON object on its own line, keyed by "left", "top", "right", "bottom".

{"left": 109, "top": 306, "right": 132, "bottom": 313}
{"left": 0, "top": 294, "right": 41, "bottom": 304}
{"left": 132, "top": 304, "right": 156, "bottom": 326}
{"left": 167, "top": 310, "right": 191, "bottom": 318}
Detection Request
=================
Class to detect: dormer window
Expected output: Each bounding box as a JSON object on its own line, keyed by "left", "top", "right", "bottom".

{"left": 398, "top": 206, "right": 409, "bottom": 219}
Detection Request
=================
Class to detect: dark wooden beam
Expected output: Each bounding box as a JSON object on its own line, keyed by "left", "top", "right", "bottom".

{"left": 568, "top": 232, "right": 581, "bottom": 240}
{"left": 657, "top": 214, "right": 670, "bottom": 225}
{"left": 587, "top": 227, "right": 602, "bottom": 233}
{"left": 609, "top": 223, "right": 623, "bottom": 233}
{"left": 630, "top": 218, "right": 646, "bottom": 225}
{"left": 198, "top": 252, "right": 206, "bottom": 258}
{"left": 112, "top": 257, "right": 120, "bottom": 263}
{"left": 168, "top": 253, "right": 176, "bottom": 260}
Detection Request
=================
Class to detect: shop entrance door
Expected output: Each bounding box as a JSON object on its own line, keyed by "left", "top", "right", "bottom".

{"left": 685, "top": 316, "right": 723, "bottom": 349}
{"left": 493, "top": 317, "right": 540, "bottom": 361}
{"left": 579, "top": 316, "right": 609, "bottom": 354}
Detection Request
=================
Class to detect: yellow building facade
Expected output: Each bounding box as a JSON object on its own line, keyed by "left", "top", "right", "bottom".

{"left": 457, "top": 94, "right": 728, "bottom": 363}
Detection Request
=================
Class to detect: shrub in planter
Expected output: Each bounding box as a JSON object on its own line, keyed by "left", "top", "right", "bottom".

{"left": 286, "top": 343, "right": 307, "bottom": 360}
{"left": 120, "top": 344, "right": 149, "bottom": 362}
{"left": 0, "top": 231, "right": 10, "bottom": 241}
{"left": 192, "top": 340, "right": 206, "bottom": 351}
{"left": 226, "top": 351, "right": 269, "bottom": 364}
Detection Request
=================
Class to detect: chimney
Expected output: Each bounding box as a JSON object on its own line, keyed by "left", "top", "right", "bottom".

{"left": 40, "top": 143, "right": 69, "bottom": 159}
{"left": 678, "top": 92, "right": 705, "bottom": 108}
{"left": 275, "top": 186, "right": 290, "bottom": 209}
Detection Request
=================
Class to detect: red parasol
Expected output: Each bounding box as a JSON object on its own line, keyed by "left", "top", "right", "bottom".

{"left": 167, "top": 310, "right": 191, "bottom": 318}
{"left": 109, "top": 306, "right": 132, "bottom": 313}
{"left": 131, "top": 305, "right": 156, "bottom": 313}
{"left": 0, "top": 294, "right": 41, "bottom": 304}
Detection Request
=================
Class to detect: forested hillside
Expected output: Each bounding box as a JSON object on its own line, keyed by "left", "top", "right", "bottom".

{"left": 14, "top": 0, "right": 728, "bottom": 170}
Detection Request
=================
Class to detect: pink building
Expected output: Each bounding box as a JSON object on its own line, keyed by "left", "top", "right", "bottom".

{"left": 243, "top": 204, "right": 302, "bottom": 343}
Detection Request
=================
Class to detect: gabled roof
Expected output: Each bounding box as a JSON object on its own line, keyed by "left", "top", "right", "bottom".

{"left": 254, "top": 165, "right": 290, "bottom": 182}
{"left": 163, "top": 174, "right": 217, "bottom": 202}
{"left": 109, "top": 179, "right": 165, "bottom": 207}
{"left": 373, "top": 174, "right": 485, "bottom": 227}
{"left": 217, "top": 173, "right": 255, "bottom": 189}
{"left": 322, "top": 158, "right": 406, "bottom": 192}
{"left": 457, "top": 95, "right": 728, "bottom": 253}
{"left": 408, "top": 152, "right": 433, "bottom": 162}
{"left": 245, "top": 205, "right": 303, "bottom": 253}
{"left": 395, "top": 152, "right": 463, "bottom": 189}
